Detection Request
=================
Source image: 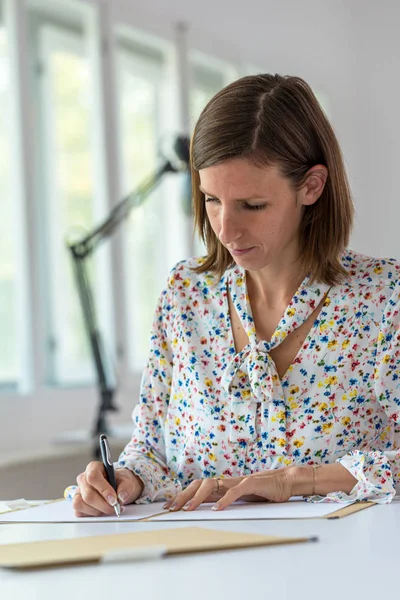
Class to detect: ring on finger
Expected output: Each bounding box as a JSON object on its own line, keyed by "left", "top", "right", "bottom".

{"left": 212, "top": 477, "right": 224, "bottom": 494}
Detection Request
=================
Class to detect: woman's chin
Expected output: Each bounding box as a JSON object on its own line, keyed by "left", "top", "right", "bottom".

{"left": 231, "top": 255, "right": 265, "bottom": 271}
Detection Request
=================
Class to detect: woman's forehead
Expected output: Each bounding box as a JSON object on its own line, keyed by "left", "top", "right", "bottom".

{"left": 199, "top": 159, "right": 287, "bottom": 199}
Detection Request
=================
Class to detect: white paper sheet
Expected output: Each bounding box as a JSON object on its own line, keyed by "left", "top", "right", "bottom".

{"left": 0, "top": 497, "right": 356, "bottom": 523}
{"left": 0, "top": 499, "right": 168, "bottom": 523}
{"left": 150, "top": 498, "right": 355, "bottom": 520}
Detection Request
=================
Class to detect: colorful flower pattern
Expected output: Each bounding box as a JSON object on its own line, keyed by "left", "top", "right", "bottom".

{"left": 105, "top": 250, "right": 400, "bottom": 504}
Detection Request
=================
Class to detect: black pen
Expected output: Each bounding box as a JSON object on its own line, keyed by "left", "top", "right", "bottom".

{"left": 99, "top": 434, "right": 121, "bottom": 518}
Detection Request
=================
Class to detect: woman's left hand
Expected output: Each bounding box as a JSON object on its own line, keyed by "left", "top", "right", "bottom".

{"left": 164, "top": 468, "right": 295, "bottom": 512}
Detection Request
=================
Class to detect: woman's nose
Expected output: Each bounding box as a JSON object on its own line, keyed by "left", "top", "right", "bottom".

{"left": 218, "top": 211, "right": 243, "bottom": 246}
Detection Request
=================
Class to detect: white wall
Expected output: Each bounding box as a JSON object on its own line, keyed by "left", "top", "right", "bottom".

{"left": 347, "top": 0, "right": 400, "bottom": 258}
{"left": 1, "top": 0, "right": 399, "bottom": 462}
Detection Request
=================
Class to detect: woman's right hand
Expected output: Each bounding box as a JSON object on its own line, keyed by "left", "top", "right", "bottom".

{"left": 72, "top": 462, "right": 144, "bottom": 517}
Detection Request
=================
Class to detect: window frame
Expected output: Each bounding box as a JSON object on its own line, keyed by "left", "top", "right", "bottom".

{"left": 116, "top": 39, "right": 170, "bottom": 371}
{"left": 33, "top": 17, "right": 115, "bottom": 387}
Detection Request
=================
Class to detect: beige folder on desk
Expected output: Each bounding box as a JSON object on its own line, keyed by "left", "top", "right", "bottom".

{"left": 0, "top": 527, "right": 316, "bottom": 570}
{"left": 322, "top": 501, "right": 373, "bottom": 519}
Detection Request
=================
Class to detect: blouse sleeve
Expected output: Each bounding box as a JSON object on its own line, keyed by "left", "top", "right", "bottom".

{"left": 116, "top": 267, "right": 182, "bottom": 504}
{"left": 324, "top": 280, "right": 400, "bottom": 503}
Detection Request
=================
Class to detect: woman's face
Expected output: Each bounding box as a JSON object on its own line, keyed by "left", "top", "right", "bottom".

{"left": 199, "top": 158, "right": 308, "bottom": 272}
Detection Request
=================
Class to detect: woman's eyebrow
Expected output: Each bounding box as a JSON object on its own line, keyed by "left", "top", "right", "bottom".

{"left": 199, "top": 186, "right": 265, "bottom": 202}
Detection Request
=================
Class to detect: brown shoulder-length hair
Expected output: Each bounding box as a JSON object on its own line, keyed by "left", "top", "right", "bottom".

{"left": 191, "top": 73, "right": 354, "bottom": 286}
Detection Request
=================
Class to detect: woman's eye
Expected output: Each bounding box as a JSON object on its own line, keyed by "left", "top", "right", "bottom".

{"left": 243, "top": 203, "right": 266, "bottom": 211}
{"left": 204, "top": 197, "right": 266, "bottom": 211}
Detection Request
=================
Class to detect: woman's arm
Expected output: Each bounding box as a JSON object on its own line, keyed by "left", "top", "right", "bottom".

{"left": 304, "top": 280, "right": 400, "bottom": 504}
{"left": 288, "top": 463, "right": 357, "bottom": 496}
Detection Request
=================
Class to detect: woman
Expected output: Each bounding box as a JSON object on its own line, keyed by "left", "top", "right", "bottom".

{"left": 68, "top": 74, "right": 400, "bottom": 517}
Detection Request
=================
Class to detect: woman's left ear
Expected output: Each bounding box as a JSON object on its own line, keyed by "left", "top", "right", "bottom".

{"left": 300, "top": 165, "right": 328, "bottom": 206}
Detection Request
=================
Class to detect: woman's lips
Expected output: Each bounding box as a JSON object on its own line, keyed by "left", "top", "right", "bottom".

{"left": 229, "top": 247, "right": 255, "bottom": 256}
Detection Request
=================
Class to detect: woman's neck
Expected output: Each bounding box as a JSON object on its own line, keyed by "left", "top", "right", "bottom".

{"left": 246, "top": 263, "right": 307, "bottom": 309}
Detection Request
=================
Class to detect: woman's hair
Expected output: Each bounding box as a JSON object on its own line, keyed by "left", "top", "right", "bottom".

{"left": 190, "top": 73, "right": 354, "bottom": 286}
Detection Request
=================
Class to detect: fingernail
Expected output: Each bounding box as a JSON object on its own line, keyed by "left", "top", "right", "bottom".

{"left": 107, "top": 495, "right": 117, "bottom": 506}
{"left": 163, "top": 502, "right": 171, "bottom": 509}
{"left": 118, "top": 491, "right": 128, "bottom": 503}
{"left": 183, "top": 501, "right": 192, "bottom": 511}
{"left": 212, "top": 503, "right": 221, "bottom": 511}
{"left": 169, "top": 502, "right": 177, "bottom": 511}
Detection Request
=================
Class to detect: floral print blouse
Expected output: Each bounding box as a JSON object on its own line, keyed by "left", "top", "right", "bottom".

{"left": 113, "top": 248, "right": 400, "bottom": 505}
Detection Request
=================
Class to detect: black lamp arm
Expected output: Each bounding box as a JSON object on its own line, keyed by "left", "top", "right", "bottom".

{"left": 70, "top": 160, "right": 177, "bottom": 259}
{"left": 67, "top": 157, "right": 181, "bottom": 448}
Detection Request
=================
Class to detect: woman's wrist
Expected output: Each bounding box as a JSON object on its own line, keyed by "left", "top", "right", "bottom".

{"left": 286, "top": 466, "right": 314, "bottom": 497}
{"left": 287, "top": 463, "right": 358, "bottom": 497}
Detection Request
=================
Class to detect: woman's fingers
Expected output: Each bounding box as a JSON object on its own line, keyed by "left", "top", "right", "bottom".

{"left": 214, "top": 473, "right": 291, "bottom": 510}
{"left": 76, "top": 467, "right": 116, "bottom": 516}
{"left": 72, "top": 491, "right": 107, "bottom": 518}
{"left": 181, "top": 478, "right": 220, "bottom": 511}
{"left": 164, "top": 473, "right": 286, "bottom": 513}
{"left": 72, "top": 463, "right": 144, "bottom": 518}
{"left": 213, "top": 477, "right": 262, "bottom": 511}
{"left": 167, "top": 476, "right": 246, "bottom": 512}
{"left": 167, "top": 478, "right": 222, "bottom": 511}
{"left": 115, "top": 469, "right": 144, "bottom": 505}
{"left": 166, "top": 479, "right": 205, "bottom": 511}
{"left": 84, "top": 461, "right": 120, "bottom": 506}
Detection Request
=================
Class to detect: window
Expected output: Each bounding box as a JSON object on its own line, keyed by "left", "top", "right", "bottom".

{"left": 116, "top": 42, "right": 168, "bottom": 370}
{"left": 190, "top": 62, "right": 228, "bottom": 130}
{"left": 0, "top": 6, "right": 18, "bottom": 386}
{"left": 35, "top": 21, "right": 110, "bottom": 385}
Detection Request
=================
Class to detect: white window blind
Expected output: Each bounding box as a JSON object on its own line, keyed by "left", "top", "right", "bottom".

{"left": 35, "top": 21, "right": 108, "bottom": 385}
{"left": 116, "top": 41, "right": 168, "bottom": 370}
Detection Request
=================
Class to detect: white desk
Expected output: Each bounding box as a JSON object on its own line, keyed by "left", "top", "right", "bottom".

{"left": 0, "top": 501, "right": 398, "bottom": 600}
